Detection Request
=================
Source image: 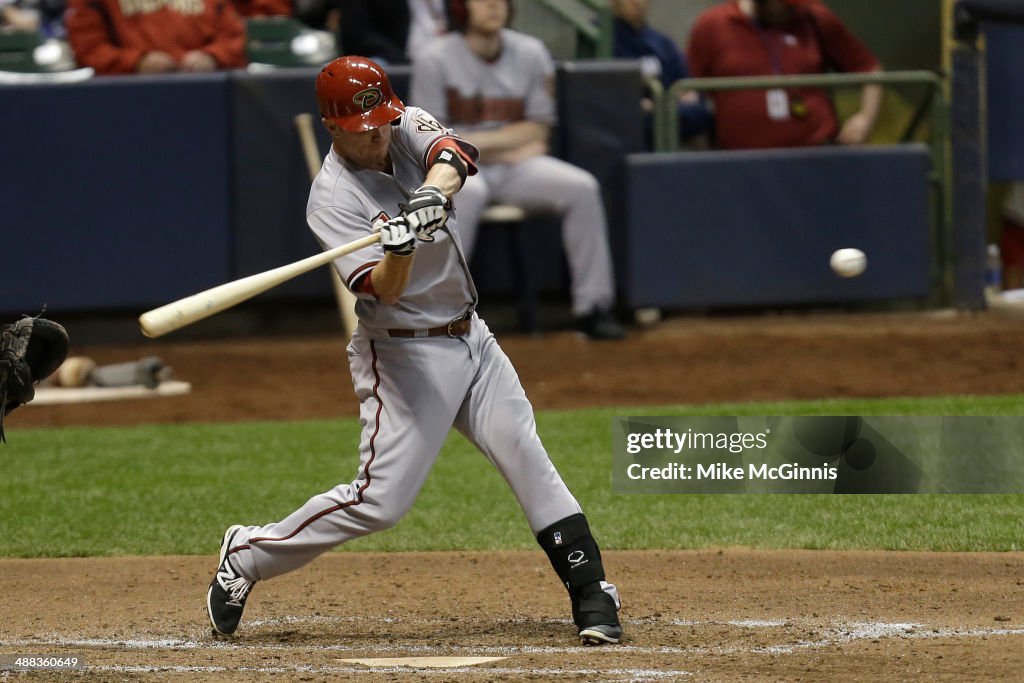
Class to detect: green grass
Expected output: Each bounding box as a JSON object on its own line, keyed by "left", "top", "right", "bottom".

{"left": 2, "top": 394, "right": 1023, "bottom": 557}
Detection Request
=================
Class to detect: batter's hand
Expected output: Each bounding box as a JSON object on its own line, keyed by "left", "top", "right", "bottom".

{"left": 402, "top": 185, "right": 450, "bottom": 240}
{"left": 376, "top": 216, "right": 417, "bottom": 256}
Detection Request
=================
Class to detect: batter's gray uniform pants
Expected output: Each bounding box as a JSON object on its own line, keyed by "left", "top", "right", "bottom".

{"left": 228, "top": 315, "right": 583, "bottom": 582}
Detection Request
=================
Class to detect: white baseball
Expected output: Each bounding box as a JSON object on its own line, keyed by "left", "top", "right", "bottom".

{"left": 830, "top": 248, "right": 867, "bottom": 278}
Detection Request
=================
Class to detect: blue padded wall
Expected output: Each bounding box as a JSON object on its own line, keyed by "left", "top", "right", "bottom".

{"left": 985, "top": 22, "right": 1024, "bottom": 181}
{"left": 229, "top": 67, "right": 330, "bottom": 299}
{"left": 623, "top": 145, "right": 933, "bottom": 308}
{"left": 0, "top": 74, "right": 231, "bottom": 313}
{"left": 0, "top": 66, "right": 934, "bottom": 318}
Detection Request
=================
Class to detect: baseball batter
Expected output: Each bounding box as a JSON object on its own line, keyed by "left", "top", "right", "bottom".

{"left": 410, "top": 0, "right": 624, "bottom": 340}
{"left": 206, "top": 55, "right": 623, "bottom": 646}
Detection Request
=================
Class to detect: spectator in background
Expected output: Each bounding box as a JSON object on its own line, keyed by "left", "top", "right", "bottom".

{"left": 335, "top": 0, "right": 447, "bottom": 65}
{"left": 65, "top": 0, "right": 247, "bottom": 75}
{"left": 35, "top": 0, "right": 66, "bottom": 38}
{"left": 1, "top": 0, "right": 40, "bottom": 31}
{"left": 687, "top": 0, "right": 882, "bottom": 150}
{"left": 411, "top": 0, "right": 625, "bottom": 340}
{"left": 231, "top": 0, "right": 291, "bottom": 16}
{"left": 1, "top": 0, "right": 68, "bottom": 39}
{"left": 611, "top": 0, "right": 712, "bottom": 145}
{"left": 1001, "top": 182, "right": 1024, "bottom": 290}
{"left": 405, "top": 0, "right": 447, "bottom": 61}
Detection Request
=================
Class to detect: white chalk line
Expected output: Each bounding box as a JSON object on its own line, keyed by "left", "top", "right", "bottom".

{"left": 2, "top": 620, "right": 1021, "bottom": 660}
{"left": 753, "top": 621, "right": 1024, "bottom": 656}
{"left": 244, "top": 614, "right": 576, "bottom": 627}
{"left": 671, "top": 620, "right": 1024, "bottom": 657}
{"left": 73, "top": 664, "right": 692, "bottom": 680}
{"left": 0, "top": 637, "right": 687, "bottom": 656}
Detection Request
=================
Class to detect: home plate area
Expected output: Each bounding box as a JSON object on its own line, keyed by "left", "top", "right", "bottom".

{"left": 1, "top": 549, "right": 1022, "bottom": 681}
{"left": 3, "top": 617, "right": 1022, "bottom": 681}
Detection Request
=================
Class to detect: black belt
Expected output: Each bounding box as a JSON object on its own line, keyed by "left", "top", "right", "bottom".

{"left": 387, "top": 317, "right": 472, "bottom": 338}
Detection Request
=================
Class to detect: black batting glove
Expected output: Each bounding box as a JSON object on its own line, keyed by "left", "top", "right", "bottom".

{"left": 402, "top": 185, "right": 450, "bottom": 239}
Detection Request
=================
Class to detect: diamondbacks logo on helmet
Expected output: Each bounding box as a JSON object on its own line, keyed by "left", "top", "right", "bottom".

{"left": 316, "top": 56, "right": 405, "bottom": 132}
{"left": 353, "top": 87, "right": 384, "bottom": 112}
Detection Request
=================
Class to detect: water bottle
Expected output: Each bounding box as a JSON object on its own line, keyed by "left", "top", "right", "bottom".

{"left": 985, "top": 244, "right": 1002, "bottom": 293}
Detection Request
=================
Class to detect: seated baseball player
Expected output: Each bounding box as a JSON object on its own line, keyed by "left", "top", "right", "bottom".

{"left": 410, "top": 0, "right": 626, "bottom": 340}
{"left": 206, "top": 55, "right": 623, "bottom": 646}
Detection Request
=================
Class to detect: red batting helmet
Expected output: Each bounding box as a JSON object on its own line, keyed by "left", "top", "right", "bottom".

{"left": 315, "top": 56, "right": 405, "bottom": 133}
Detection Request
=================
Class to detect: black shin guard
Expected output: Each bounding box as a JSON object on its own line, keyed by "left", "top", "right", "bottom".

{"left": 536, "top": 513, "right": 619, "bottom": 629}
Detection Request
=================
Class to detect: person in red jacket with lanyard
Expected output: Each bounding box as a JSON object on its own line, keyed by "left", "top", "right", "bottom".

{"left": 687, "top": 0, "right": 881, "bottom": 150}
{"left": 65, "top": 0, "right": 248, "bottom": 75}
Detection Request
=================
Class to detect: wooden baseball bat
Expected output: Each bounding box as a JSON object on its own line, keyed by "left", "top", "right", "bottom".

{"left": 138, "top": 232, "right": 381, "bottom": 338}
{"left": 294, "top": 112, "right": 360, "bottom": 338}
{"left": 294, "top": 113, "right": 323, "bottom": 181}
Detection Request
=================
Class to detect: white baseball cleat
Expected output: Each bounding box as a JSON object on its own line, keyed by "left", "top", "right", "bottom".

{"left": 207, "top": 525, "right": 255, "bottom": 636}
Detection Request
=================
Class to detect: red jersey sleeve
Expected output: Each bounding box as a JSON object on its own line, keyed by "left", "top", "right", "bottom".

{"left": 426, "top": 138, "right": 479, "bottom": 177}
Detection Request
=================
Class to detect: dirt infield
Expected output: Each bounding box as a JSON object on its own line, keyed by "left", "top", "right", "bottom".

{"left": 4, "top": 311, "right": 1024, "bottom": 680}
{"left": 1, "top": 550, "right": 1022, "bottom": 681}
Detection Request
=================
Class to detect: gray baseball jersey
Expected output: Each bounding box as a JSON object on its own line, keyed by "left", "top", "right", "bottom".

{"left": 307, "top": 105, "right": 479, "bottom": 334}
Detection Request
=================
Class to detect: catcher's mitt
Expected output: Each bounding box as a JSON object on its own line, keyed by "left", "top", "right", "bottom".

{"left": 0, "top": 317, "right": 69, "bottom": 442}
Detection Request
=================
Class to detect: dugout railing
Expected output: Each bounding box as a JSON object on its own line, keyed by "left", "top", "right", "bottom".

{"left": 651, "top": 70, "right": 952, "bottom": 307}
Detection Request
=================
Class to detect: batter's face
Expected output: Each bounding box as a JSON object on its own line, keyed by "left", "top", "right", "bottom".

{"left": 327, "top": 119, "right": 393, "bottom": 171}
{"left": 466, "top": 0, "right": 508, "bottom": 35}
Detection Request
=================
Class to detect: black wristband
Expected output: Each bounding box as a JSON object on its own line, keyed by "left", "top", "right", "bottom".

{"left": 432, "top": 147, "right": 468, "bottom": 187}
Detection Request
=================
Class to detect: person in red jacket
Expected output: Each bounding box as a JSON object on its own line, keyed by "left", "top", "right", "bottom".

{"left": 687, "top": 0, "right": 881, "bottom": 150}
{"left": 65, "top": 0, "right": 248, "bottom": 75}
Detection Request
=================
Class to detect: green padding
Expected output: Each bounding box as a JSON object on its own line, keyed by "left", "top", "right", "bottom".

{"left": 245, "top": 16, "right": 304, "bottom": 42}
{"left": 0, "top": 30, "right": 42, "bottom": 52}
{"left": 0, "top": 30, "right": 44, "bottom": 73}
{"left": 245, "top": 17, "right": 303, "bottom": 65}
